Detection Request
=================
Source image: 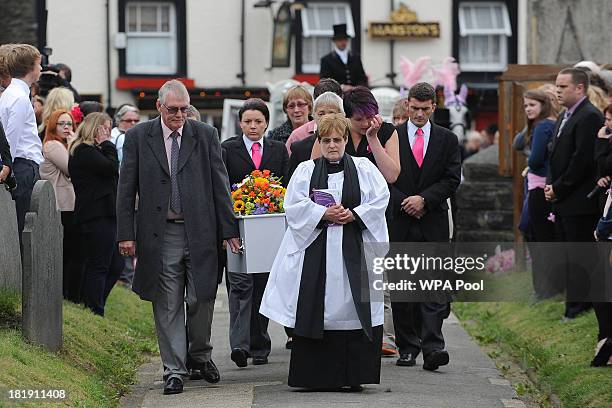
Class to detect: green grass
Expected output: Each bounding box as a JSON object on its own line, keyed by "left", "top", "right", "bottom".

{"left": 0, "top": 285, "right": 157, "bottom": 407}
{"left": 455, "top": 300, "right": 612, "bottom": 408}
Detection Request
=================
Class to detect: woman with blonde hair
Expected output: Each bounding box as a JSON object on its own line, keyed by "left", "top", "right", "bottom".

{"left": 68, "top": 112, "right": 122, "bottom": 316}
{"left": 40, "top": 109, "right": 84, "bottom": 303}
{"left": 38, "top": 86, "right": 74, "bottom": 138}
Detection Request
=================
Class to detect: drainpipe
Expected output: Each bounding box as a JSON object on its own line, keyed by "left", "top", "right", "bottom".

{"left": 105, "top": 0, "right": 112, "bottom": 110}
{"left": 386, "top": 0, "right": 396, "bottom": 86}
{"left": 237, "top": 0, "right": 246, "bottom": 86}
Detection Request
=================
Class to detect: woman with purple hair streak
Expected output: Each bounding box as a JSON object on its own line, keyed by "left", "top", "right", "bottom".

{"left": 310, "top": 86, "right": 401, "bottom": 184}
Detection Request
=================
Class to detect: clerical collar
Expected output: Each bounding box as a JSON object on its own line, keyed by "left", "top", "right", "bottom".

{"left": 325, "top": 155, "right": 345, "bottom": 173}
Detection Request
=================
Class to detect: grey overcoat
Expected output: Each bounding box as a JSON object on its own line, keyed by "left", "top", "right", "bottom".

{"left": 116, "top": 117, "right": 238, "bottom": 302}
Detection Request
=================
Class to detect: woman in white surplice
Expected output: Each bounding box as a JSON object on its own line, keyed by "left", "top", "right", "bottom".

{"left": 260, "top": 114, "right": 389, "bottom": 390}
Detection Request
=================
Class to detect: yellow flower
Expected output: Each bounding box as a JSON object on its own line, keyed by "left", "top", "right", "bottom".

{"left": 234, "top": 200, "right": 245, "bottom": 213}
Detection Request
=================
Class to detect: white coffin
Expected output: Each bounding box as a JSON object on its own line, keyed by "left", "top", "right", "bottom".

{"left": 226, "top": 213, "right": 287, "bottom": 273}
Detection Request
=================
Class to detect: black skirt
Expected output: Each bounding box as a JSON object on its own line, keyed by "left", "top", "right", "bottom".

{"left": 288, "top": 325, "right": 383, "bottom": 388}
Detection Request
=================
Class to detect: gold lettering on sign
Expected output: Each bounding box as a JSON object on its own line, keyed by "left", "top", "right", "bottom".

{"left": 368, "top": 3, "right": 440, "bottom": 39}
{"left": 368, "top": 22, "right": 441, "bottom": 39}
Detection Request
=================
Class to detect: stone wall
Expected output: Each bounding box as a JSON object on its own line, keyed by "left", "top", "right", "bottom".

{"left": 0, "top": 0, "right": 38, "bottom": 46}
{"left": 528, "top": 0, "right": 612, "bottom": 64}
{"left": 456, "top": 145, "right": 514, "bottom": 242}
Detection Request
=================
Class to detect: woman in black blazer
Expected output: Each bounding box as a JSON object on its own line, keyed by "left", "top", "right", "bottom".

{"left": 221, "top": 98, "right": 288, "bottom": 367}
{"left": 68, "top": 112, "right": 123, "bottom": 316}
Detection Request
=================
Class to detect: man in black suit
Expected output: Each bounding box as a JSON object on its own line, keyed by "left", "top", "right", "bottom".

{"left": 319, "top": 24, "right": 367, "bottom": 91}
{"left": 545, "top": 68, "right": 604, "bottom": 319}
{"left": 221, "top": 98, "right": 288, "bottom": 368}
{"left": 389, "top": 82, "right": 461, "bottom": 371}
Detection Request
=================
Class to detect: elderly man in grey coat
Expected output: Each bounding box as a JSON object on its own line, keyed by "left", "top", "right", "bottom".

{"left": 117, "top": 79, "right": 241, "bottom": 395}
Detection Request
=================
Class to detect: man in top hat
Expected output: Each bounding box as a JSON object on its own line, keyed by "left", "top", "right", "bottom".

{"left": 319, "top": 24, "right": 368, "bottom": 91}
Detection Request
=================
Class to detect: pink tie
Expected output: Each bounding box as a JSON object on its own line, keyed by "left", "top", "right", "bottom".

{"left": 413, "top": 127, "right": 424, "bottom": 167}
{"left": 252, "top": 142, "right": 262, "bottom": 169}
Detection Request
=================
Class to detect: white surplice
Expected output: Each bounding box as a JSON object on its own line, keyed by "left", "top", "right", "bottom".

{"left": 260, "top": 156, "right": 389, "bottom": 331}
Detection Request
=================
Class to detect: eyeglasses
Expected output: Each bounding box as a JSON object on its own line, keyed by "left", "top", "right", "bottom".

{"left": 57, "top": 121, "right": 73, "bottom": 127}
{"left": 286, "top": 101, "right": 309, "bottom": 110}
{"left": 162, "top": 103, "right": 189, "bottom": 115}
{"left": 120, "top": 119, "right": 140, "bottom": 123}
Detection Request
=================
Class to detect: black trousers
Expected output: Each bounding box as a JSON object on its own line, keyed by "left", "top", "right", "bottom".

{"left": 594, "top": 302, "right": 612, "bottom": 341}
{"left": 555, "top": 213, "right": 600, "bottom": 318}
{"left": 391, "top": 301, "right": 450, "bottom": 358}
{"left": 79, "top": 216, "right": 123, "bottom": 316}
{"left": 61, "top": 211, "right": 85, "bottom": 303}
{"left": 390, "top": 222, "right": 450, "bottom": 358}
{"left": 527, "top": 188, "right": 560, "bottom": 298}
{"left": 10, "top": 158, "right": 39, "bottom": 249}
{"left": 227, "top": 271, "right": 271, "bottom": 357}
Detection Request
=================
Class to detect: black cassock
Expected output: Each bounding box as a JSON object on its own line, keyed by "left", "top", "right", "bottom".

{"left": 319, "top": 51, "right": 368, "bottom": 87}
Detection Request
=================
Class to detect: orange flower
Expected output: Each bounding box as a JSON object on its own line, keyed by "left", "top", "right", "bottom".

{"left": 249, "top": 191, "right": 256, "bottom": 198}
{"left": 268, "top": 203, "right": 276, "bottom": 212}
{"left": 262, "top": 169, "right": 271, "bottom": 177}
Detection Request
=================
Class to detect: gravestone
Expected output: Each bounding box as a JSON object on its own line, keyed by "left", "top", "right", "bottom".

{"left": 22, "top": 180, "right": 63, "bottom": 352}
{"left": 456, "top": 145, "right": 514, "bottom": 242}
{"left": 0, "top": 188, "right": 22, "bottom": 291}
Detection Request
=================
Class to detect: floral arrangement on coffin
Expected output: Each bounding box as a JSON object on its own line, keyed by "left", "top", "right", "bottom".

{"left": 231, "top": 170, "right": 286, "bottom": 216}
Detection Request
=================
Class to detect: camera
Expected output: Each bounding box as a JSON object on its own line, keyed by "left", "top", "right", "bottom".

{"left": 2, "top": 172, "right": 17, "bottom": 191}
{"left": 38, "top": 64, "right": 63, "bottom": 98}
{"left": 606, "top": 127, "right": 612, "bottom": 136}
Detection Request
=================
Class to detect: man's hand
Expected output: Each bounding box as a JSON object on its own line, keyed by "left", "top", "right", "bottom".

{"left": 119, "top": 240, "right": 136, "bottom": 257}
{"left": 544, "top": 184, "right": 556, "bottom": 202}
{"left": 401, "top": 195, "right": 426, "bottom": 218}
{"left": 597, "top": 176, "right": 611, "bottom": 188}
{"left": 0, "top": 165, "right": 9, "bottom": 183}
{"left": 227, "top": 237, "right": 242, "bottom": 254}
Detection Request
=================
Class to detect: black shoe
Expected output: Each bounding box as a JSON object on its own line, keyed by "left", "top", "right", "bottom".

{"left": 252, "top": 356, "right": 268, "bottom": 365}
{"left": 189, "top": 360, "right": 220, "bottom": 383}
{"left": 231, "top": 348, "right": 248, "bottom": 368}
{"left": 423, "top": 350, "right": 449, "bottom": 371}
{"left": 396, "top": 353, "right": 416, "bottom": 367}
{"left": 163, "top": 377, "right": 183, "bottom": 395}
{"left": 591, "top": 338, "right": 612, "bottom": 367}
{"left": 285, "top": 338, "right": 293, "bottom": 349}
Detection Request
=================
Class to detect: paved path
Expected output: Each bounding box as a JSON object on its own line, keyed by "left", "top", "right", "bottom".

{"left": 120, "top": 285, "right": 524, "bottom": 408}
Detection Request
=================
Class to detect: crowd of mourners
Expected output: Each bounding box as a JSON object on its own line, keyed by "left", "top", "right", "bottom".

{"left": 0, "top": 40, "right": 610, "bottom": 397}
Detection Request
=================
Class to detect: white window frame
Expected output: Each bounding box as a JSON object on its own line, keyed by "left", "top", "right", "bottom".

{"left": 125, "top": 1, "right": 177, "bottom": 75}
{"left": 458, "top": 2, "right": 511, "bottom": 72}
{"left": 300, "top": 2, "right": 354, "bottom": 73}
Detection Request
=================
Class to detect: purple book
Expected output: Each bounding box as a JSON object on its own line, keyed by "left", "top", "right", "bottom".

{"left": 312, "top": 189, "right": 341, "bottom": 227}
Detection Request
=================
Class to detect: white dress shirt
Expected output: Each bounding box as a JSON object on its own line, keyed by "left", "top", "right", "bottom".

{"left": 407, "top": 119, "right": 432, "bottom": 157}
{"left": 334, "top": 46, "right": 349, "bottom": 65}
{"left": 0, "top": 78, "right": 43, "bottom": 164}
{"left": 110, "top": 127, "right": 126, "bottom": 165}
{"left": 243, "top": 134, "right": 264, "bottom": 158}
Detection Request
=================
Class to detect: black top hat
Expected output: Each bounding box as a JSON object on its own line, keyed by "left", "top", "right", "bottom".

{"left": 332, "top": 24, "right": 351, "bottom": 40}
